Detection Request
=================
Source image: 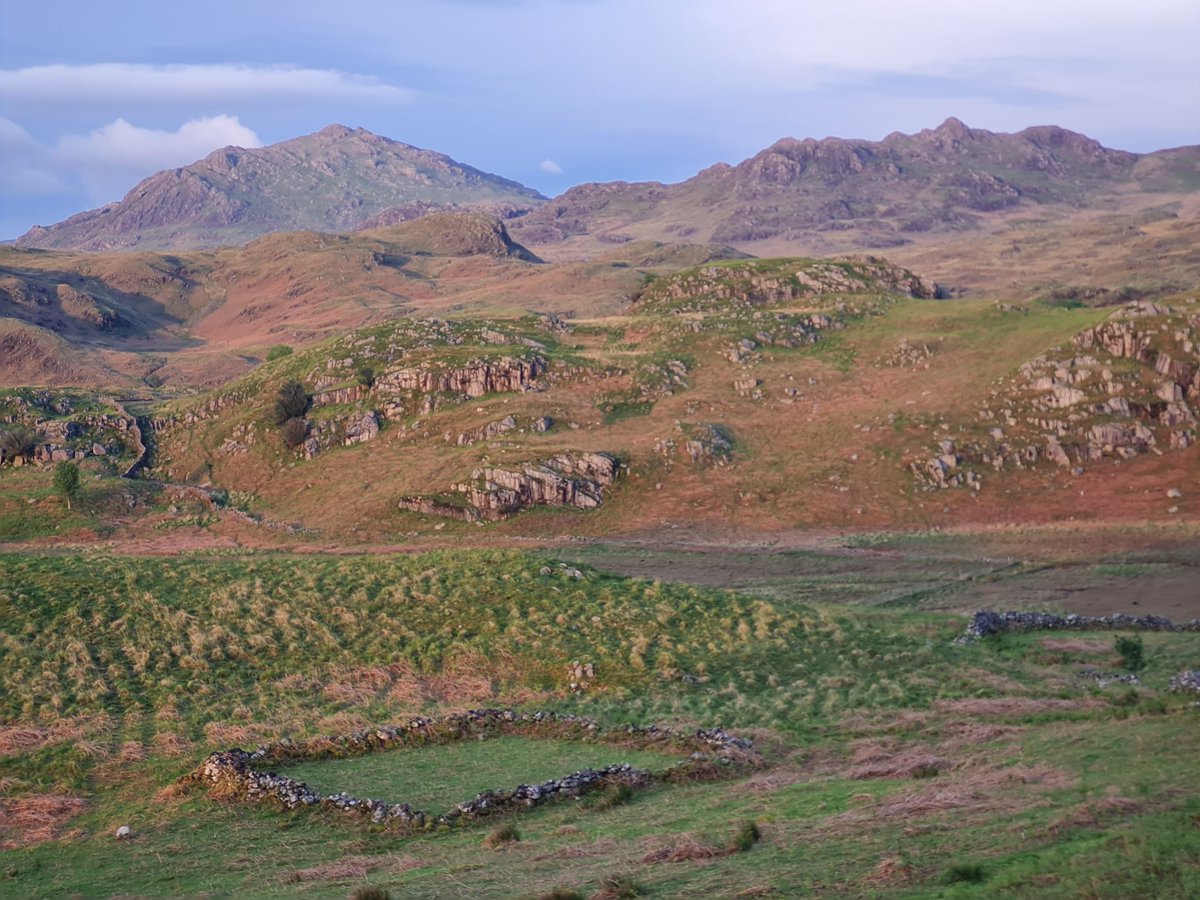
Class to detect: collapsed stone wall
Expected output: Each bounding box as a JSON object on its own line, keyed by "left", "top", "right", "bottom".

{"left": 183, "top": 708, "right": 758, "bottom": 832}
{"left": 955, "top": 609, "right": 1200, "bottom": 645}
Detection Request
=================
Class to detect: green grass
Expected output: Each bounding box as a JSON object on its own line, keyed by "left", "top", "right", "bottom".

{"left": 278, "top": 737, "right": 678, "bottom": 812}
{"left": 1, "top": 547, "right": 1199, "bottom": 897}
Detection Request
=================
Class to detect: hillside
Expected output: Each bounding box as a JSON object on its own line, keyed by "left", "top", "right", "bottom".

{"left": 0, "top": 220, "right": 745, "bottom": 389}
{"left": 15, "top": 125, "right": 546, "bottom": 252}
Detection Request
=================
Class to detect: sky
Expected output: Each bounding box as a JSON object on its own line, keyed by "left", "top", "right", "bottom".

{"left": 1, "top": 0, "right": 1198, "bottom": 240}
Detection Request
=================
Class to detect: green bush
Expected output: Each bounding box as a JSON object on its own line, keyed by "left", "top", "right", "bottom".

{"left": 1115, "top": 635, "right": 1145, "bottom": 671}
{"left": 941, "top": 863, "right": 987, "bottom": 884}
{"left": 266, "top": 344, "right": 294, "bottom": 361}
{"left": 728, "top": 819, "right": 762, "bottom": 853}
{"left": 356, "top": 365, "right": 376, "bottom": 388}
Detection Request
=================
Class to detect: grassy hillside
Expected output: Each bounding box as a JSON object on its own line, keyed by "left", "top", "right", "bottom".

{"left": 1, "top": 549, "right": 1198, "bottom": 897}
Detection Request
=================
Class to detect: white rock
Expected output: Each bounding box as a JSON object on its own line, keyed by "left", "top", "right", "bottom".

{"left": 115, "top": 825, "right": 132, "bottom": 840}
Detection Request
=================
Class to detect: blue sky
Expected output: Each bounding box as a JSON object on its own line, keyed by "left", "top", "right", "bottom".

{"left": 2, "top": 0, "right": 1198, "bottom": 239}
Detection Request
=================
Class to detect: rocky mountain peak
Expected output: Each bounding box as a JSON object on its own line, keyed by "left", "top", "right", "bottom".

{"left": 17, "top": 126, "right": 546, "bottom": 252}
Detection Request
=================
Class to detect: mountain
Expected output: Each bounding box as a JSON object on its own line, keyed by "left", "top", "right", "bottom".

{"left": 509, "top": 118, "right": 1200, "bottom": 257}
{"left": 16, "top": 125, "right": 547, "bottom": 252}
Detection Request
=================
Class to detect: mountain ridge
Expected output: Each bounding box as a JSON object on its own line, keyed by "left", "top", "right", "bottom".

{"left": 509, "top": 117, "right": 1199, "bottom": 254}
{"left": 16, "top": 125, "right": 547, "bottom": 253}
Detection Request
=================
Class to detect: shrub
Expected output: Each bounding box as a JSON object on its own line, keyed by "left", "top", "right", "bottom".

{"left": 1115, "top": 635, "right": 1145, "bottom": 671}
{"left": 281, "top": 418, "right": 308, "bottom": 449}
{"left": 356, "top": 365, "right": 376, "bottom": 388}
{"left": 598, "top": 874, "right": 644, "bottom": 898}
{"left": 266, "top": 344, "right": 294, "bottom": 361}
{"left": 582, "top": 782, "right": 633, "bottom": 811}
{"left": 728, "top": 819, "right": 762, "bottom": 853}
{"left": 941, "top": 863, "right": 986, "bottom": 884}
{"left": 539, "top": 890, "right": 585, "bottom": 900}
{"left": 0, "top": 426, "right": 39, "bottom": 463}
{"left": 349, "top": 888, "right": 390, "bottom": 900}
{"left": 483, "top": 823, "right": 520, "bottom": 848}
{"left": 53, "top": 461, "right": 81, "bottom": 510}
{"left": 273, "top": 381, "right": 310, "bottom": 425}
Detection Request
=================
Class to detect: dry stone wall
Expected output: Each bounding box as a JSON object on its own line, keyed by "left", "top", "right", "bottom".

{"left": 183, "top": 708, "right": 758, "bottom": 832}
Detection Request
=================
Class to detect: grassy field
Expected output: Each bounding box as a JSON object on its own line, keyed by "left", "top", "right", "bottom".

{"left": 1, "top": 548, "right": 1198, "bottom": 897}
{"left": 278, "top": 737, "right": 681, "bottom": 813}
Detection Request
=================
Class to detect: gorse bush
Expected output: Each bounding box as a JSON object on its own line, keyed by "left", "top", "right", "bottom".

{"left": 0, "top": 426, "right": 39, "bottom": 462}
{"left": 728, "top": 819, "right": 762, "bottom": 853}
{"left": 281, "top": 417, "right": 308, "bottom": 449}
{"left": 1115, "top": 634, "right": 1146, "bottom": 671}
{"left": 483, "top": 823, "right": 520, "bottom": 848}
{"left": 273, "top": 380, "right": 310, "bottom": 425}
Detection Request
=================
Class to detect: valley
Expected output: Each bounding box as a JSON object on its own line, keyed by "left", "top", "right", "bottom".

{"left": 1, "top": 118, "right": 1198, "bottom": 898}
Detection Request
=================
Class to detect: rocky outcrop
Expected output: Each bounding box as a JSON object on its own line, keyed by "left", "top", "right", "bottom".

{"left": 400, "top": 452, "right": 619, "bottom": 522}
{"left": 655, "top": 423, "right": 734, "bottom": 467}
{"left": 299, "top": 411, "right": 381, "bottom": 459}
{"left": 376, "top": 355, "right": 545, "bottom": 399}
{"left": 913, "top": 300, "right": 1199, "bottom": 490}
{"left": 636, "top": 258, "right": 943, "bottom": 315}
{"left": 0, "top": 389, "right": 144, "bottom": 472}
{"left": 1169, "top": 670, "right": 1200, "bottom": 694}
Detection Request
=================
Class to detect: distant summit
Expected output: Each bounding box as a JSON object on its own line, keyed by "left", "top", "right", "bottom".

{"left": 17, "top": 125, "right": 547, "bottom": 252}
{"left": 510, "top": 118, "right": 1197, "bottom": 252}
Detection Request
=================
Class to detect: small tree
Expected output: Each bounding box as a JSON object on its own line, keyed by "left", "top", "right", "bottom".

{"left": 273, "top": 380, "right": 310, "bottom": 425}
{"left": 53, "top": 461, "right": 81, "bottom": 510}
{"left": 356, "top": 365, "right": 375, "bottom": 389}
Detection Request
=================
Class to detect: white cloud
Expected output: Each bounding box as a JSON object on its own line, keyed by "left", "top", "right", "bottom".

{"left": 0, "top": 116, "right": 69, "bottom": 196}
{"left": 0, "top": 115, "right": 264, "bottom": 205}
{"left": 52, "top": 115, "right": 263, "bottom": 202}
{"left": 0, "top": 63, "right": 412, "bottom": 105}
{"left": 539, "top": 158, "right": 562, "bottom": 175}
{"left": 55, "top": 116, "right": 261, "bottom": 172}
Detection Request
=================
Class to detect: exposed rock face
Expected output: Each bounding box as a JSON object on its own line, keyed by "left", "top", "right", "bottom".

{"left": 376, "top": 355, "right": 545, "bottom": 399}
{"left": 358, "top": 211, "right": 543, "bottom": 262}
{"left": 18, "top": 125, "right": 547, "bottom": 251}
{"left": 399, "top": 452, "right": 619, "bottom": 521}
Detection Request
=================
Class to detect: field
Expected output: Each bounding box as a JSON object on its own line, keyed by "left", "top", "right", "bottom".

{"left": 2, "top": 546, "right": 1198, "bottom": 897}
